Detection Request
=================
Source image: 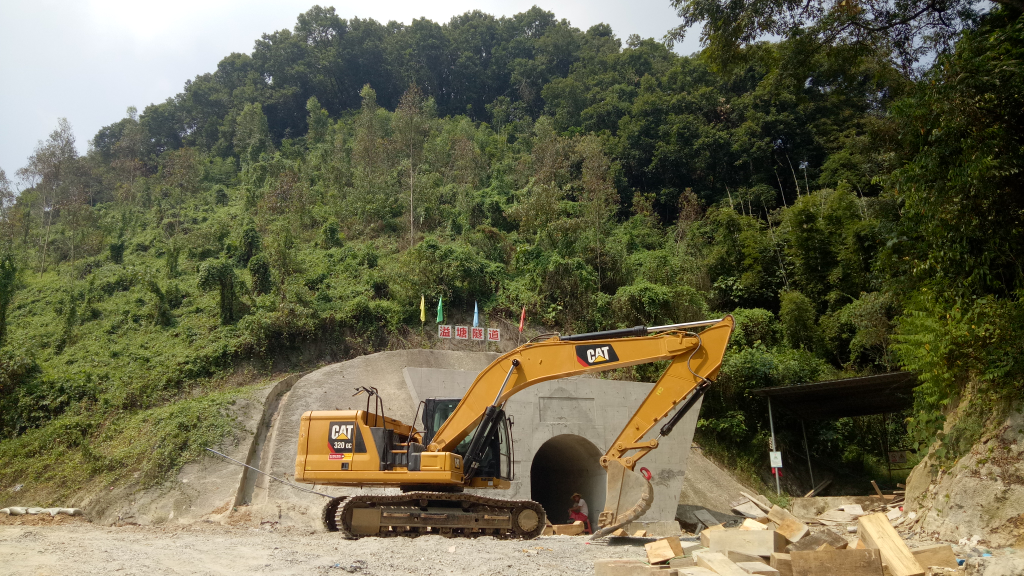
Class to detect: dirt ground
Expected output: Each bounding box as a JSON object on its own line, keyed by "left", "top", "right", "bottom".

{"left": 0, "top": 515, "right": 653, "bottom": 576}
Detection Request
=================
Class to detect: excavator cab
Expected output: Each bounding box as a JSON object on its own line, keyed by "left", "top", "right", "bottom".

{"left": 422, "top": 398, "right": 513, "bottom": 483}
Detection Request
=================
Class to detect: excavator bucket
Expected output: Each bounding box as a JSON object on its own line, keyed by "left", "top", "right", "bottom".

{"left": 592, "top": 459, "right": 654, "bottom": 538}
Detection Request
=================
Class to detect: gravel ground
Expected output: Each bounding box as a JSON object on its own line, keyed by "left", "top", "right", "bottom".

{"left": 0, "top": 516, "right": 652, "bottom": 576}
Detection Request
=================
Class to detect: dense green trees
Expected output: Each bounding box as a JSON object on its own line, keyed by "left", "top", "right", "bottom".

{"left": 1, "top": 4, "right": 1020, "bottom": 494}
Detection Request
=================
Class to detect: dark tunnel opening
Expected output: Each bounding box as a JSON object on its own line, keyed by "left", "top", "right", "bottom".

{"left": 530, "top": 434, "right": 606, "bottom": 529}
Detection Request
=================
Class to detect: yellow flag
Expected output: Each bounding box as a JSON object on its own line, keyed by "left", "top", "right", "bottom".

{"left": 420, "top": 295, "right": 425, "bottom": 323}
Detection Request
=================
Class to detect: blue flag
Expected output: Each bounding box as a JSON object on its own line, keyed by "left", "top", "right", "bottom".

{"left": 473, "top": 301, "right": 479, "bottom": 327}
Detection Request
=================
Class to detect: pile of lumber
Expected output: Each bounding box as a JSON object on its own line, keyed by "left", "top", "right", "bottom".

{"left": 541, "top": 520, "right": 585, "bottom": 536}
{"left": 594, "top": 491, "right": 963, "bottom": 576}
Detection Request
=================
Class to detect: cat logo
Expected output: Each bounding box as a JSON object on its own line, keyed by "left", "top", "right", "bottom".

{"left": 328, "top": 421, "right": 355, "bottom": 453}
{"left": 575, "top": 344, "right": 620, "bottom": 367}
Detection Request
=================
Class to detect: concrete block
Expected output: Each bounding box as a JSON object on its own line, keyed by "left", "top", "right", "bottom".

{"left": 741, "top": 518, "right": 768, "bottom": 530}
{"left": 647, "top": 537, "right": 685, "bottom": 564}
{"left": 700, "top": 528, "right": 786, "bottom": 556}
{"left": 728, "top": 550, "right": 769, "bottom": 564}
{"left": 770, "top": 553, "right": 793, "bottom": 576}
{"left": 910, "top": 545, "right": 957, "bottom": 570}
{"left": 768, "top": 506, "right": 809, "bottom": 543}
{"left": 693, "top": 550, "right": 749, "bottom": 576}
{"left": 791, "top": 549, "right": 883, "bottom": 576}
{"left": 679, "top": 541, "right": 704, "bottom": 556}
{"left": 738, "top": 562, "right": 780, "bottom": 575}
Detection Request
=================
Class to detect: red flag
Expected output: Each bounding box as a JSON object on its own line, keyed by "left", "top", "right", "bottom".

{"left": 519, "top": 306, "right": 526, "bottom": 332}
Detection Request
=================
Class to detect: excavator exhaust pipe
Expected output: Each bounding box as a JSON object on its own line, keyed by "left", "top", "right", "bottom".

{"left": 591, "top": 460, "right": 654, "bottom": 539}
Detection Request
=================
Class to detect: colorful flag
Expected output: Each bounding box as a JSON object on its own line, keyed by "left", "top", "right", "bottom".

{"left": 436, "top": 296, "right": 443, "bottom": 323}
{"left": 420, "top": 295, "right": 425, "bottom": 323}
{"left": 473, "top": 301, "right": 479, "bottom": 328}
{"left": 519, "top": 306, "right": 526, "bottom": 333}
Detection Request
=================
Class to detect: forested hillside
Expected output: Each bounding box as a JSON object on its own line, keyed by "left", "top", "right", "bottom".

{"left": 0, "top": 4, "right": 1021, "bottom": 500}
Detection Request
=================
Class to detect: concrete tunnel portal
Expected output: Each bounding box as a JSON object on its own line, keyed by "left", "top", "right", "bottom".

{"left": 529, "top": 434, "right": 606, "bottom": 529}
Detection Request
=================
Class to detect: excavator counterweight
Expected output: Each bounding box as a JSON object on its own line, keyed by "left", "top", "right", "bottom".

{"left": 294, "top": 316, "right": 734, "bottom": 539}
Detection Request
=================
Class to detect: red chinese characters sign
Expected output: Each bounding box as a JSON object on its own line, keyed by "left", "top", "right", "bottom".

{"left": 471, "top": 327, "right": 484, "bottom": 341}
{"left": 487, "top": 328, "right": 500, "bottom": 342}
{"left": 438, "top": 325, "right": 452, "bottom": 338}
{"left": 455, "top": 326, "right": 469, "bottom": 339}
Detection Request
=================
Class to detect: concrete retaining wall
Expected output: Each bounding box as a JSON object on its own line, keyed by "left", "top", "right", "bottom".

{"left": 404, "top": 367, "right": 702, "bottom": 529}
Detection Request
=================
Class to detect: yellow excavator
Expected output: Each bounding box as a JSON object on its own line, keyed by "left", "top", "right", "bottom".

{"left": 294, "top": 316, "right": 734, "bottom": 539}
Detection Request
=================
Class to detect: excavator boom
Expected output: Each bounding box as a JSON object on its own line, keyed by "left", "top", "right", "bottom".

{"left": 427, "top": 317, "right": 734, "bottom": 536}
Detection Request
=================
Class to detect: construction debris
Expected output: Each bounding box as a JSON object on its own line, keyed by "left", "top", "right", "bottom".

{"left": 694, "top": 550, "right": 749, "bottom": 576}
{"left": 551, "top": 521, "right": 585, "bottom": 536}
{"left": 645, "top": 537, "right": 686, "bottom": 564}
{"left": 740, "top": 519, "right": 767, "bottom": 531}
{"left": 701, "top": 528, "right": 785, "bottom": 557}
{"left": 736, "top": 562, "right": 780, "bottom": 575}
{"left": 1, "top": 507, "right": 83, "bottom": 516}
{"left": 732, "top": 498, "right": 769, "bottom": 519}
{"left": 767, "top": 506, "right": 809, "bottom": 543}
{"left": 857, "top": 513, "right": 924, "bottom": 576}
{"left": 910, "top": 544, "right": 958, "bottom": 570}
{"left": 791, "top": 549, "right": 882, "bottom": 576}
{"left": 595, "top": 490, "right": 970, "bottom": 576}
{"left": 770, "top": 552, "right": 793, "bottom": 576}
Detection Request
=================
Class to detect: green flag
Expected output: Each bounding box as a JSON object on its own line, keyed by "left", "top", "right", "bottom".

{"left": 436, "top": 296, "right": 443, "bottom": 323}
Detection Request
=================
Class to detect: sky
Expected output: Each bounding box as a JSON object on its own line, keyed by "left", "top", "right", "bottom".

{"left": 0, "top": 1, "right": 701, "bottom": 187}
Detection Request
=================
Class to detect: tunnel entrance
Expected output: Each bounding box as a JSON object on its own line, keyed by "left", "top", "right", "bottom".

{"left": 530, "top": 434, "right": 606, "bottom": 529}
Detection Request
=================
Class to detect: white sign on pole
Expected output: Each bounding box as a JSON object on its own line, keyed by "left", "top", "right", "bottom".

{"left": 438, "top": 325, "right": 452, "bottom": 338}
{"left": 487, "top": 328, "right": 500, "bottom": 342}
{"left": 769, "top": 451, "right": 783, "bottom": 468}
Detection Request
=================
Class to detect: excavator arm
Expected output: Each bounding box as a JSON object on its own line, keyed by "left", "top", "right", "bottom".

{"left": 427, "top": 316, "right": 734, "bottom": 536}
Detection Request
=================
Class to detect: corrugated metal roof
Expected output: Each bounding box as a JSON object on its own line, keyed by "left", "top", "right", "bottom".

{"left": 750, "top": 372, "right": 918, "bottom": 419}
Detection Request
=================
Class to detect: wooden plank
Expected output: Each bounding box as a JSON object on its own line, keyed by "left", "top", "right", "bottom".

{"left": 734, "top": 501, "right": 770, "bottom": 519}
{"left": 910, "top": 544, "right": 958, "bottom": 570}
{"left": 677, "top": 569, "right": 719, "bottom": 576}
{"left": 741, "top": 492, "right": 773, "bottom": 513}
{"left": 694, "top": 551, "right": 750, "bottom": 576}
{"left": 741, "top": 518, "right": 768, "bottom": 530}
{"left": 871, "top": 481, "right": 884, "bottom": 498}
{"left": 695, "top": 508, "right": 724, "bottom": 530}
{"left": 553, "top": 521, "right": 585, "bottom": 536}
{"left": 738, "top": 562, "right": 780, "bottom": 575}
{"left": 804, "top": 478, "right": 832, "bottom": 498}
{"left": 767, "top": 506, "right": 810, "bottom": 543}
{"left": 701, "top": 528, "right": 785, "bottom": 556}
{"left": 818, "top": 509, "right": 857, "bottom": 523}
{"left": 770, "top": 553, "right": 793, "bottom": 576}
{"left": 633, "top": 529, "right": 648, "bottom": 537}
{"left": 857, "top": 513, "right": 924, "bottom": 576}
{"left": 645, "top": 537, "right": 685, "bottom": 564}
{"left": 728, "top": 550, "right": 768, "bottom": 565}
{"left": 791, "top": 549, "right": 883, "bottom": 576}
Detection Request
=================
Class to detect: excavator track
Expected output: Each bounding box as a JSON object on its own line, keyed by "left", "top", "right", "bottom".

{"left": 322, "top": 492, "right": 546, "bottom": 540}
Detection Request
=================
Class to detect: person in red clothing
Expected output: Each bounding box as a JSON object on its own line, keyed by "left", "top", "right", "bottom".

{"left": 568, "top": 493, "right": 591, "bottom": 534}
